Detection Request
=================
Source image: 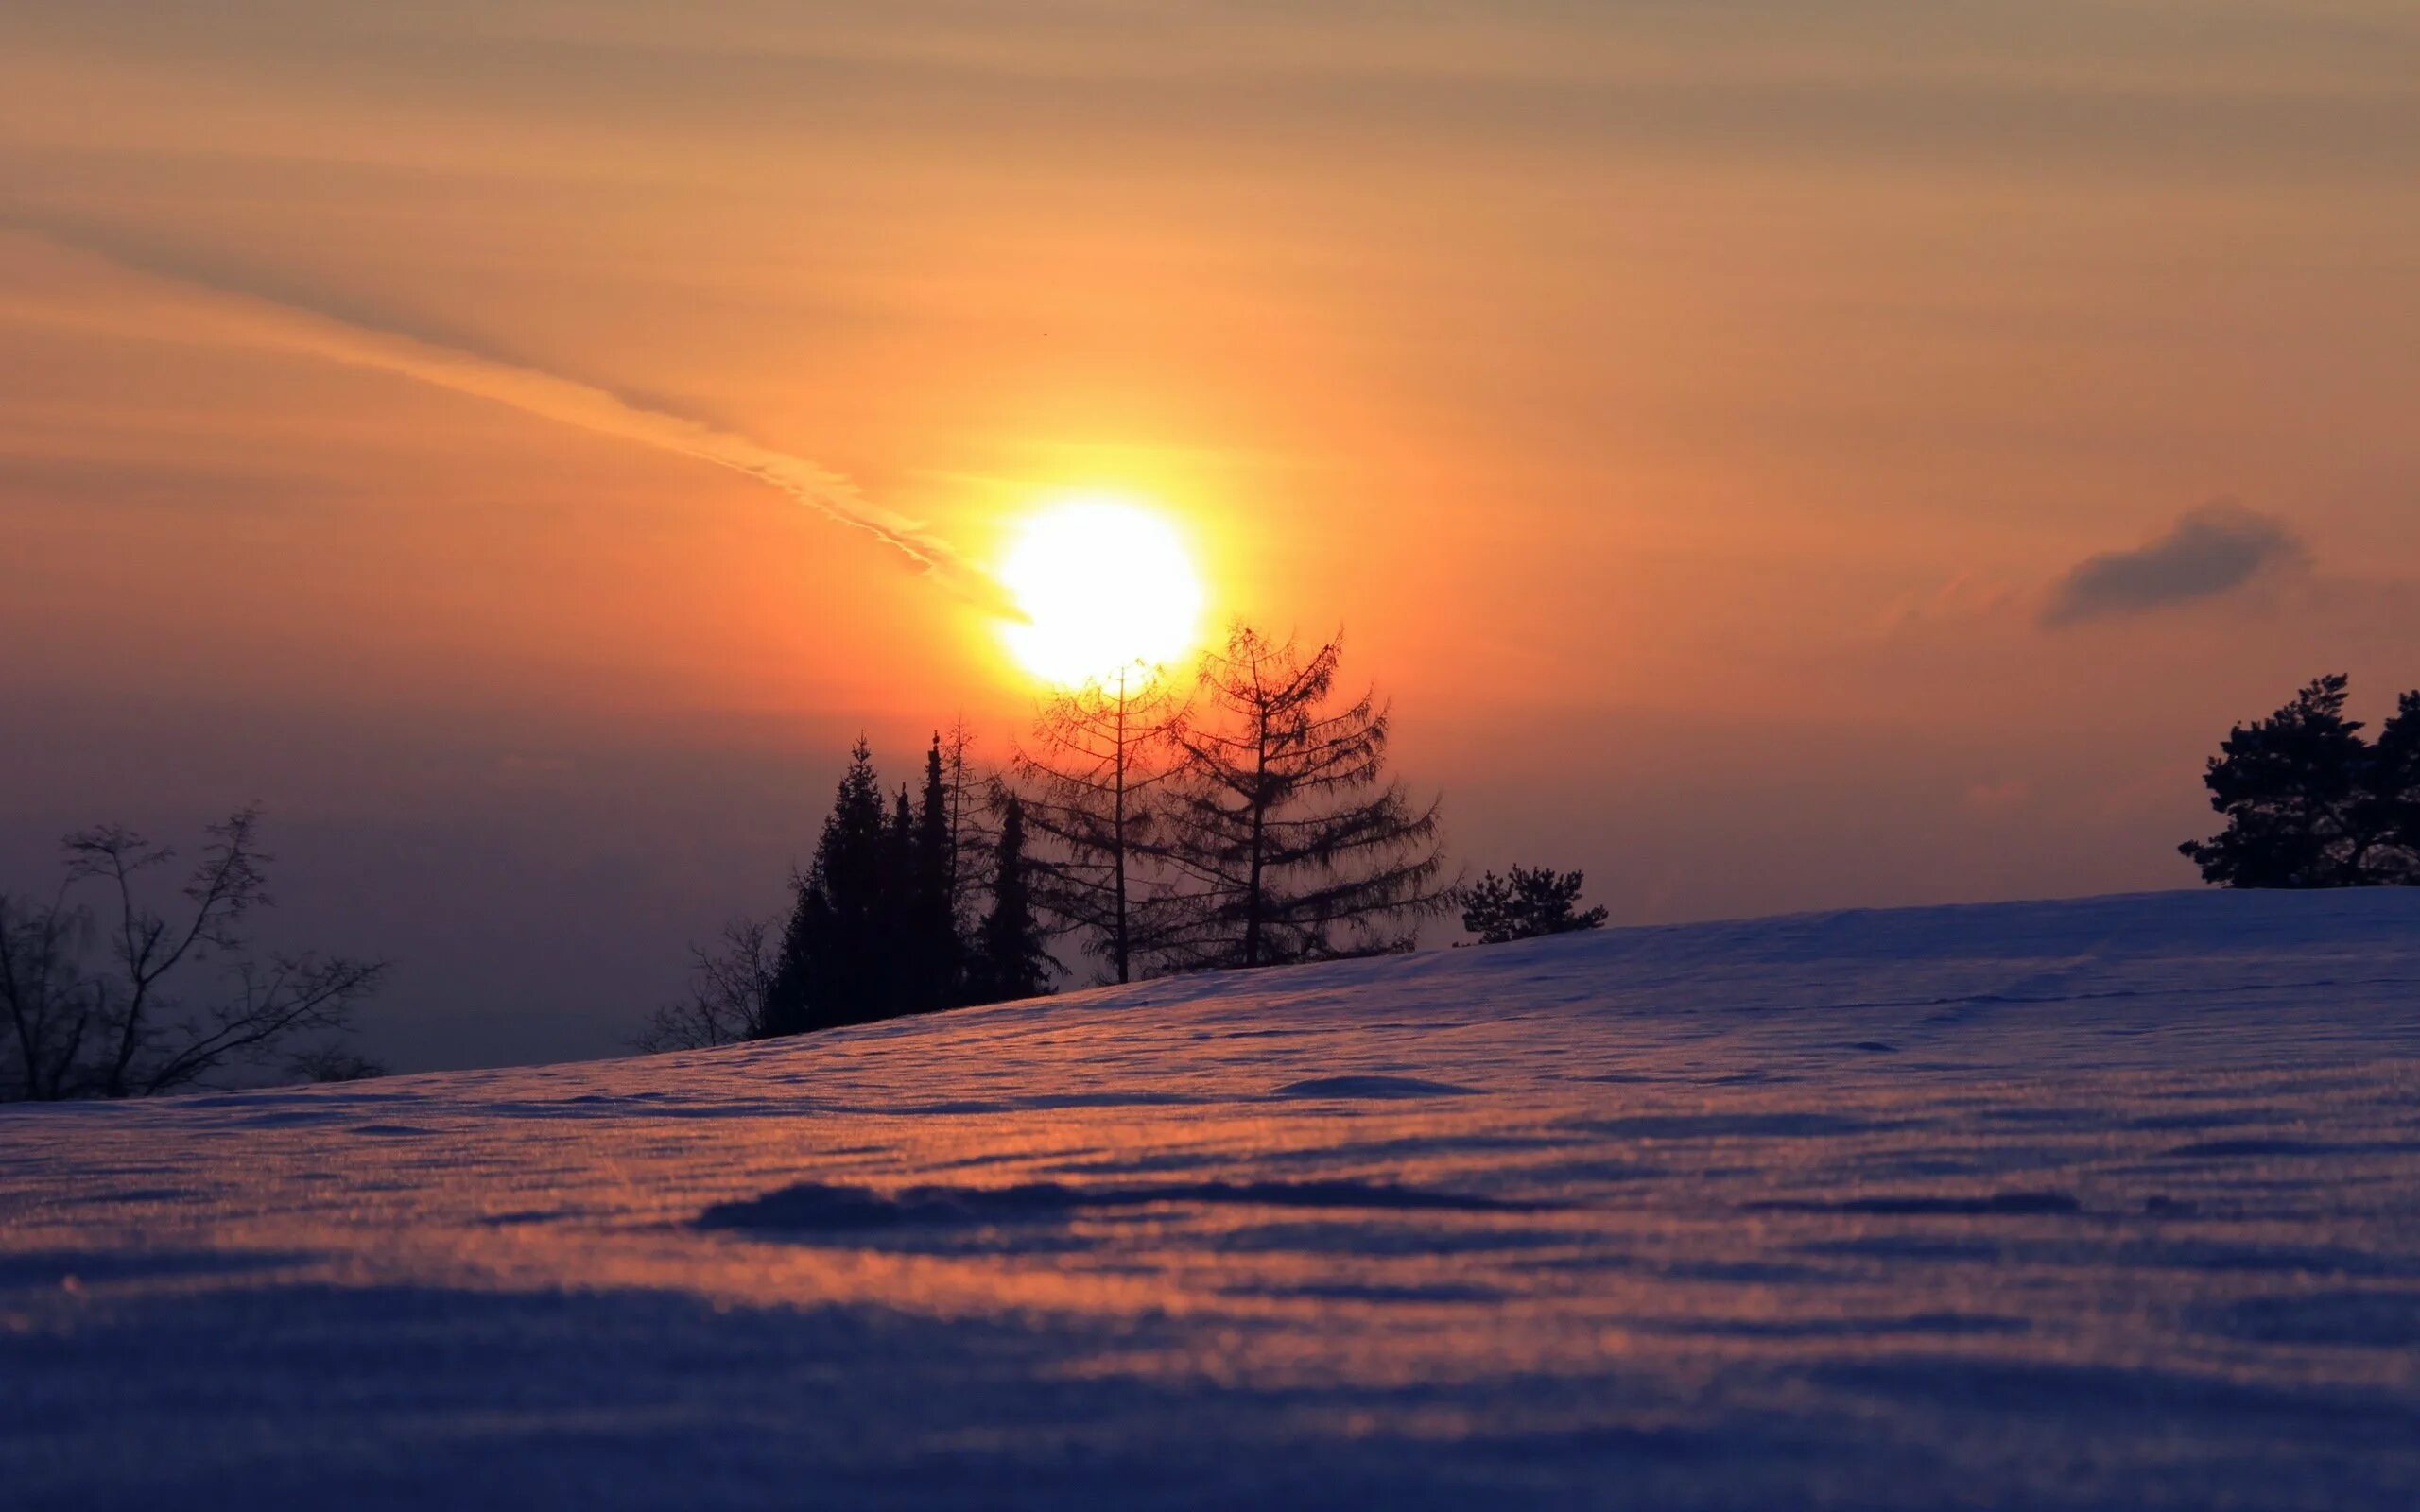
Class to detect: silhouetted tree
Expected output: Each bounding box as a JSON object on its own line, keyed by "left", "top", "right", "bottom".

{"left": 0, "top": 885, "right": 87, "bottom": 1101}
{"left": 938, "top": 721, "right": 992, "bottom": 919}
{"left": 2180, "top": 675, "right": 2408, "bottom": 887}
{"left": 636, "top": 917, "right": 778, "bottom": 1051}
{"left": 2369, "top": 692, "right": 2420, "bottom": 885}
{"left": 0, "top": 809, "right": 387, "bottom": 1101}
{"left": 1159, "top": 627, "right": 1448, "bottom": 968}
{"left": 882, "top": 784, "right": 923, "bottom": 1005}
{"left": 1458, "top": 865, "right": 1609, "bottom": 944}
{"left": 902, "top": 735, "right": 968, "bottom": 1011}
{"left": 766, "top": 738, "right": 893, "bottom": 1033}
{"left": 969, "top": 795, "right": 1056, "bottom": 1004}
{"left": 1011, "top": 668, "right": 1187, "bottom": 984}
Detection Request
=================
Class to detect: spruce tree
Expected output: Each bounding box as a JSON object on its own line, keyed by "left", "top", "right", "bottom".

{"left": 971, "top": 795, "right": 1055, "bottom": 1004}
{"left": 765, "top": 738, "right": 891, "bottom": 1034}
{"left": 907, "top": 737, "right": 964, "bottom": 1009}
{"left": 1160, "top": 626, "right": 1447, "bottom": 968}
{"left": 882, "top": 786, "right": 920, "bottom": 1011}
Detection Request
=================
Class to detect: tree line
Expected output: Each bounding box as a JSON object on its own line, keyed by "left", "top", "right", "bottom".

{"left": 26, "top": 653, "right": 2396, "bottom": 1093}
{"left": 0, "top": 620, "right": 1618, "bottom": 1093}
{"left": 643, "top": 624, "right": 1459, "bottom": 1046}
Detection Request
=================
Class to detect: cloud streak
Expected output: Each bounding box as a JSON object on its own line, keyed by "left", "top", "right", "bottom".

{"left": 4, "top": 219, "right": 1020, "bottom": 618}
{"left": 2040, "top": 502, "right": 2306, "bottom": 627}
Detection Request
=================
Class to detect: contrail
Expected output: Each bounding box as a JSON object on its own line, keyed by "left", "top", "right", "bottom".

{"left": 6, "top": 220, "right": 1021, "bottom": 618}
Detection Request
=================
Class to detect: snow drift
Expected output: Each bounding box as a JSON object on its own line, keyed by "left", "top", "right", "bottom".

{"left": 4, "top": 888, "right": 2418, "bottom": 1508}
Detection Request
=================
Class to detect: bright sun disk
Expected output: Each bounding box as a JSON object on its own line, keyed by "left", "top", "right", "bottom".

{"left": 999, "top": 497, "right": 1204, "bottom": 686}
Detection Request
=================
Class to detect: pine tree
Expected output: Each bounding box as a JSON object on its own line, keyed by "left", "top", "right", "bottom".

{"left": 971, "top": 796, "right": 1056, "bottom": 1004}
{"left": 1458, "top": 865, "right": 1609, "bottom": 944}
{"left": 2181, "top": 675, "right": 2383, "bottom": 887}
{"left": 2369, "top": 691, "right": 2420, "bottom": 884}
{"left": 1010, "top": 667, "right": 1186, "bottom": 984}
{"left": 1160, "top": 626, "right": 1447, "bottom": 968}
{"left": 766, "top": 738, "right": 891, "bottom": 1034}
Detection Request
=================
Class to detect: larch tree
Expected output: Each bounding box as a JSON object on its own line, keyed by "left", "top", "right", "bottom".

{"left": 1160, "top": 626, "right": 1448, "bottom": 969}
{"left": 937, "top": 720, "right": 992, "bottom": 922}
{"left": 1009, "top": 666, "right": 1186, "bottom": 984}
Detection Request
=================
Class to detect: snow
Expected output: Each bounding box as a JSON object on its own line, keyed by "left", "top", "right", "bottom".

{"left": 5, "top": 887, "right": 2418, "bottom": 1508}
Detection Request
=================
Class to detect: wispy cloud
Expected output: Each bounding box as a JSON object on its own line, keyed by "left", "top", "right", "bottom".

{"left": 2040, "top": 501, "right": 2307, "bottom": 627}
{"left": 2, "top": 217, "right": 1021, "bottom": 618}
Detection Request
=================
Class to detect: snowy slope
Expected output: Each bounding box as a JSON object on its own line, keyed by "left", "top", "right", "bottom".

{"left": 4, "top": 888, "right": 2418, "bottom": 1509}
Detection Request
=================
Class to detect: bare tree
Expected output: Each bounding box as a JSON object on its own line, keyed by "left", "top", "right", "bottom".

{"left": 0, "top": 808, "right": 388, "bottom": 1100}
{"left": 939, "top": 719, "right": 993, "bottom": 916}
{"left": 633, "top": 916, "right": 779, "bottom": 1052}
{"left": 1009, "top": 666, "right": 1187, "bottom": 984}
{"left": 1159, "top": 626, "right": 1449, "bottom": 969}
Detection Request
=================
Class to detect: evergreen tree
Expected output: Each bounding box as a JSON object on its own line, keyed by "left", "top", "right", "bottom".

{"left": 1010, "top": 667, "right": 1186, "bottom": 984}
{"left": 765, "top": 738, "right": 891, "bottom": 1034}
{"left": 1458, "top": 865, "right": 1609, "bottom": 944}
{"left": 2181, "top": 675, "right": 2392, "bottom": 887}
{"left": 970, "top": 795, "right": 1056, "bottom": 1004}
{"left": 1160, "top": 626, "right": 1448, "bottom": 968}
{"left": 2370, "top": 692, "right": 2420, "bottom": 884}
{"left": 905, "top": 734, "right": 965, "bottom": 1009}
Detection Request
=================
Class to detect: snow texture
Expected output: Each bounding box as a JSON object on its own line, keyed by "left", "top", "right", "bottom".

{"left": 4, "top": 888, "right": 2418, "bottom": 1508}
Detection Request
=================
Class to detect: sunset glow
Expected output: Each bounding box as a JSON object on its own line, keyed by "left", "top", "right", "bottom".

{"left": 997, "top": 498, "right": 1205, "bottom": 687}
{"left": 7, "top": 4, "right": 2420, "bottom": 1502}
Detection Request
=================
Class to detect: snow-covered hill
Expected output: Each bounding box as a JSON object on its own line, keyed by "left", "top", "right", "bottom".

{"left": 5, "top": 889, "right": 2418, "bottom": 1509}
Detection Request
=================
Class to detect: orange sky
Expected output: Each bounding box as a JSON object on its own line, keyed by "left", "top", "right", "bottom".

{"left": 3, "top": 2, "right": 2416, "bottom": 1067}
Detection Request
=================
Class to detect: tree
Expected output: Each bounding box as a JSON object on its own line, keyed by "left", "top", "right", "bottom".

{"left": 969, "top": 795, "right": 1057, "bottom": 1004}
{"left": 1458, "top": 865, "right": 1609, "bottom": 944}
{"left": 766, "top": 738, "right": 894, "bottom": 1034}
{"left": 2180, "top": 675, "right": 2394, "bottom": 887}
{"left": 2367, "top": 691, "right": 2420, "bottom": 885}
{"left": 0, "top": 809, "right": 388, "bottom": 1101}
{"left": 1159, "top": 626, "right": 1449, "bottom": 969}
{"left": 0, "top": 884, "right": 94, "bottom": 1102}
{"left": 1011, "top": 667, "right": 1187, "bottom": 984}
{"left": 937, "top": 720, "right": 992, "bottom": 920}
{"left": 893, "top": 736, "right": 965, "bottom": 1011}
{"left": 635, "top": 917, "right": 779, "bottom": 1051}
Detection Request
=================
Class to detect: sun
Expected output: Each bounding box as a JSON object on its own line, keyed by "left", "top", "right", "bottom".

{"left": 997, "top": 496, "right": 1205, "bottom": 686}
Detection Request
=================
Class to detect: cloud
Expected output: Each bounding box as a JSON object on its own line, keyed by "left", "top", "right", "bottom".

{"left": 2039, "top": 502, "right": 2308, "bottom": 627}
{"left": 0, "top": 216, "right": 1022, "bottom": 619}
